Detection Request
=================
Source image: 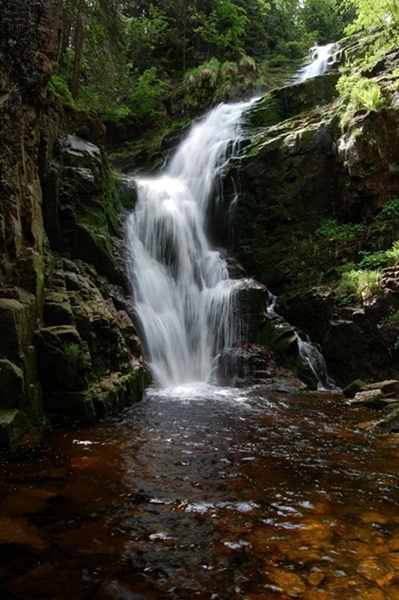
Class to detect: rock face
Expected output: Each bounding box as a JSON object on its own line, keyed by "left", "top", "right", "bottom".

{"left": 0, "top": 0, "right": 149, "bottom": 444}
{"left": 224, "top": 46, "right": 399, "bottom": 389}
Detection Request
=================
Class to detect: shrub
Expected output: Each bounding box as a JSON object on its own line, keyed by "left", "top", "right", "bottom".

{"left": 336, "top": 74, "right": 387, "bottom": 129}
{"left": 359, "top": 241, "right": 399, "bottom": 270}
{"left": 47, "top": 74, "right": 76, "bottom": 107}
{"left": 314, "top": 219, "right": 365, "bottom": 241}
{"left": 335, "top": 267, "right": 382, "bottom": 305}
{"left": 376, "top": 198, "right": 399, "bottom": 221}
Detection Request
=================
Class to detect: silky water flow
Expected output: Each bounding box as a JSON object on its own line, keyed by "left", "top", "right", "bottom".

{"left": 126, "top": 42, "right": 340, "bottom": 389}
{"left": 125, "top": 99, "right": 257, "bottom": 387}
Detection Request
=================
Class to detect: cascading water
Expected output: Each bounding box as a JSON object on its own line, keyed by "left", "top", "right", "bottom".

{"left": 296, "top": 334, "right": 340, "bottom": 391}
{"left": 126, "top": 43, "right": 340, "bottom": 390}
{"left": 126, "top": 100, "right": 256, "bottom": 387}
{"left": 295, "top": 42, "right": 338, "bottom": 83}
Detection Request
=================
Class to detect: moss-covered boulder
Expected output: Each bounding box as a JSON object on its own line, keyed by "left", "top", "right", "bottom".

{"left": 35, "top": 256, "right": 150, "bottom": 423}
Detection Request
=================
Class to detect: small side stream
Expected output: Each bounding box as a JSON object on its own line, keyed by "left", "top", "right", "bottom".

{"left": 1, "top": 387, "right": 399, "bottom": 599}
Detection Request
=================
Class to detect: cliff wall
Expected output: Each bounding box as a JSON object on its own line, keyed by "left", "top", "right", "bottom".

{"left": 0, "top": 0, "right": 149, "bottom": 445}
{"left": 225, "top": 49, "right": 399, "bottom": 387}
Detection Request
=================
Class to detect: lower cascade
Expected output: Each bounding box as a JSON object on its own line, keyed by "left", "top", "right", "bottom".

{"left": 126, "top": 100, "right": 257, "bottom": 387}
{"left": 296, "top": 335, "right": 339, "bottom": 391}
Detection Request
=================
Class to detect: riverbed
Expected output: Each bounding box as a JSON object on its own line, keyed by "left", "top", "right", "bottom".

{"left": 1, "top": 385, "right": 399, "bottom": 599}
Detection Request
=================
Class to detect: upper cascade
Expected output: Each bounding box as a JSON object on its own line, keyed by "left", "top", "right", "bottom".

{"left": 126, "top": 99, "right": 257, "bottom": 388}
{"left": 295, "top": 42, "right": 339, "bottom": 83}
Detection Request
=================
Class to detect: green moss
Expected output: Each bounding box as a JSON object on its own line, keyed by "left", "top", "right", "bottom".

{"left": 77, "top": 170, "right": 123, "bottom": 238}
{"left": 245, "top": 73, "right": 339, "bottom": 131}
{"left": 246, "top": 93, "right": 284, "bottom": 129}
{"left": 47, "top": 74, "right": 76, "bottom": 108}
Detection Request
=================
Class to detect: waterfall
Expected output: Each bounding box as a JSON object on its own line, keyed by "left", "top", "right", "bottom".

{"left": 295, "top": 42, "right": 338, "bottom": 83}
{"left": 296, "top": 335, "right": 339, "bottom": 391}
{"left": 126, "top": 100, "right": 256, "bottom": 387}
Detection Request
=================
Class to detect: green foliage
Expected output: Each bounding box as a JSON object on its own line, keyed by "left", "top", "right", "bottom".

{"left": 130, "top": 68, "right": 169, "bottom": 119}
{"left": 126, "top": 5, "right": 169, "bottom": 72}
{"left": 53, "top": 0, "right": 353, "bottom": 126}
{"left": 194, "top": 0, "right": 249, "bottom": 61}
{"left": 333, "top": 237, "right": 399, "bottom": 306}
{"left": 341, "top": 0, "right": 399, "bottom": 75}
{"left": 358, "top": 249, "right": 387, "bottom": 269}
{"left": 47, "top": 74, "right": 76, "bottom": 107}
{"left": 358, "top": 241, "right": 399, "bottom": 269}
{"left": 77, "top": 64, "right": 168, "bottom": 125}
{"left": 385, "top": 241, "right": 399, "bottom": 265}
{"left": 377, "top": 309, "right": 399, "bottom": 352}
{"left": 334, "top": 267, "right": 382, "bottom": 305}
{"left": 379, "top": 309, "right": 399, "bottom": 326}
{"left": 314, "top": 218, "right": 365, "bottom": 241}
{"left": 376, "top": 198, "right": 399, "bottom": 221}
{"left": 179, "top": 57, "right": 259, "bottom": 114}
{"left": 64, "top": 342, "right": 81, "bottom": 366}
{"left": 336, "top": 74, "right": 387, "bottom": 128}
{"left": 299, "top": 0, "right": 347, "bottom": 44}
{"left": 344, "top": 0, "right": 399, "bottom": 39}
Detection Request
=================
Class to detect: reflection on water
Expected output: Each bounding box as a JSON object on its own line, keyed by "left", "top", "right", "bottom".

{"left": 1, "top": 386, "right": 399, "bottom": 599}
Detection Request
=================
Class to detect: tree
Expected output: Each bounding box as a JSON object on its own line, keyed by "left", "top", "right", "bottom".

{"left": 233, "top": 0, "right": 271, "bottom": 59}
{"left": 344, "top": 0, "right": 399, "bottom": 35}
{"left": 70, "top": 0, "right": 84, "bottom": 97}
{"left": 194, "top": 0, "right": 249, "bottom": 61}
{"left": 264, "top": 0, "right": 309, "bottom": 58}
{"left": 300, "top": 0, "right": 347, "bottom": 44}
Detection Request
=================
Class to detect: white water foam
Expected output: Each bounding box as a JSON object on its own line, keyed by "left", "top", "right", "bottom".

{"left": 295, "top": 42, "right": 338, "bottom": 83}
{"left": 126, "top": 100, "right": 257, "bottom": 387}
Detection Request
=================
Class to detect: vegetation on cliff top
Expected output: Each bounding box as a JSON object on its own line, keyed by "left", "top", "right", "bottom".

{"left": 50, "top": 0, "right": 349, "bottom": 128}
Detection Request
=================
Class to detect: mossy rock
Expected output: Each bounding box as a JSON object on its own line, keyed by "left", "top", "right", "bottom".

{"left": 36, "top": 325, "right": 91, "bottom": 394}
{"left": 245, "top": 73, "right": 339, "bottom": 130}
{"left": 343, "top": 379, "right": 368, "bottom": 398}
{"left": 0, "top": 409, "right": 31, "bottom": 446}
{"left": 372, "top": 406, "right": 399, "bottom": 433}
{"left": 47, "top": 391, "right": 96, "bottom": 423}
{"left": 91, "top": 367, "right": 151, "bottom": 417}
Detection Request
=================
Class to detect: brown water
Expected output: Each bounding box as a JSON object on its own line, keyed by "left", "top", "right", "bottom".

{"left": 1, "top": 385, "right": 399, "bottom": 600}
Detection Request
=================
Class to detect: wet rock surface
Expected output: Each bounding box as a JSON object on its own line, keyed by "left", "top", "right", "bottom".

{"left": 344, "top": 378, "right": 399, "bottom": 432}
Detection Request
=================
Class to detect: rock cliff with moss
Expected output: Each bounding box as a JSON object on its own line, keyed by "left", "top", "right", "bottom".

{"left": 0, "top": 0, "right": 149, "bottom": 445}
{"left": 223, "top": 40, "right": 399, "bottom": 394}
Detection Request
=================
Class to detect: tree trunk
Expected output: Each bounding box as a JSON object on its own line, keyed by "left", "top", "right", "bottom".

{"left": 71, "top": 0, "right": 84, "bottom": 98}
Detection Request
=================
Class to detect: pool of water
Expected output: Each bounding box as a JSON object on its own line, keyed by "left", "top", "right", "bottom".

{"left": 1, "top": 385, "right": 399, "bottom": 599}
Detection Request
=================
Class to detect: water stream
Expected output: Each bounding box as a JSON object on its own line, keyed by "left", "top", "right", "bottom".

{"left": 1, "top": 390, "right": 399, "bottom": 599}
{"left": 295, "top": 42, "right": 338, "bottom": 83}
